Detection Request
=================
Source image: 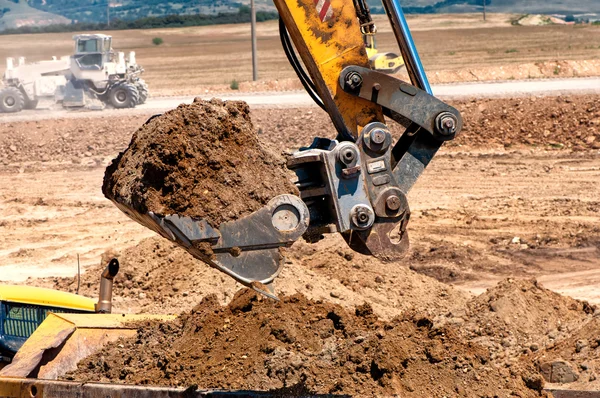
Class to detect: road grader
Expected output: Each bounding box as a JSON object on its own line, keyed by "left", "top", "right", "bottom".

{"left": 0, "top": 34, "right": 148, "bottom": 113}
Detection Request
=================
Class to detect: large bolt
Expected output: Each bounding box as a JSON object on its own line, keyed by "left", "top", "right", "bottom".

{"left": 370, "top": 128, "right": 387, "bottom": 145}
{"left": 339, "top": 146, "right": 357, "bottom": 166}
{"left": 357, "top": 210, "right": 369, "bottom": 223}
{"left": 345, "top": 71, "right": 363, "bottom": 90}
{"left": 350, "top": 205, "right": 375, "bottom": 230}
{"left": 435, "top": 112, "right": 458, "bottom": 136}
{"left": 386, "top": 195, "right": 401, "bottom": 211}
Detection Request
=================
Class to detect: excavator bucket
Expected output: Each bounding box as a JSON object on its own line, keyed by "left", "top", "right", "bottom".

{"left": 0, "top": 313, "right": 174, "bottom": 380}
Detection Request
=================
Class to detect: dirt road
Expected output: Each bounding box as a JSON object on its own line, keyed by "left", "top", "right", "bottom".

{"left": 1, "top": 77, "right": 599, "bottom": 124}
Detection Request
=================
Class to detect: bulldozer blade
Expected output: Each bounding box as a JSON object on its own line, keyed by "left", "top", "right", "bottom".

{"left": 61, "top": 81, "right": 86, "bottom": 108}
{"left": 0, "top": 313, "right": 174, "bottom": 380}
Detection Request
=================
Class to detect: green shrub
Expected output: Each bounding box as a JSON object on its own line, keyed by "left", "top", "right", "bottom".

{"left": 230, "top": 79, "right": 239, "bottom": 90}
{"left": 152, "top": 37, "right": 163, "bottom": 46}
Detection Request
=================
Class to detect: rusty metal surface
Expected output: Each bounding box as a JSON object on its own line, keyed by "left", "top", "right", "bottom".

{"left": 546, "top": 389, "right": 600, "bottom": 398}
{"left": 0, "top": 378, "right": 349, "bottom": 397}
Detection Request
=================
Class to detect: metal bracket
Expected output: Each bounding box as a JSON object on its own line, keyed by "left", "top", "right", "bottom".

{"left": 289, "top": 130, "right": 410, "bottom": 261}
{"left": 339, "top": 66, "right": 462, "bottom": 141}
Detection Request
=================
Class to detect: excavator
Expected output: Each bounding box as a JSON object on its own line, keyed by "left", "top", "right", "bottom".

{"left": 0, "top": 0, "right": 462, "bottom": 395}
{"left": 116, "top": 0, "right": 461, "bottom": 299}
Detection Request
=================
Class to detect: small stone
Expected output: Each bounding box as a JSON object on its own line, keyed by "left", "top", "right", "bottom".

{"left": 580, "top": 362, "right": 590, "bottom": 371}
{"left": 330, "top": 291, "right": 340, "bottom": 299}
{"left": 539, "top": 360, "right": 579, "bottom": 383}
{"left": 575, "top": 339, "right": 588, "bottom": 353}
{"left": 182, "top": 291, "right": 189, "bottom": 297}
{"left": 354, "top": 336, "right": 365, "bottom": 344}
{"left": 590, "top": 373, "right": 597, "bottom": 382}
{"left": 375, "top": 276, "right": 384, "bottom": 284}
{"left": 530, "top": 343, "right": 539, "bottom": 352}
{"left": 511, "top": 236, "right": 521, "bottom": 244}
{"left": 138, "top": 292, "right": 147, "bottom": 299}
{"left": 9, "top": 145, "right": 17, "bottom": 152}
{"left": 586, "top": 135, "right": 596, "bottom": 144}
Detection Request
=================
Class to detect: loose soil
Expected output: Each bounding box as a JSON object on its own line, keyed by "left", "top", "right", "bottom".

{"left": 66, "top": 289, "right": 546, "bottom": 397}
{"left": 102, "top": 98, "right": 297, "bottom": 227}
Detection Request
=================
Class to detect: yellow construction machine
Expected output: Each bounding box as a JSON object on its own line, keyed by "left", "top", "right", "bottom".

{"left": 358, "top": 0, "right": 405, "bottom": 74}
{"left": 1, "top": 0, "right": 462, "bottom": 396}
{"left": 0, "top": 259, "right": 173, "bottom": 393}
{"left": 364, "top": 32, "right": 405, "bottom": 74}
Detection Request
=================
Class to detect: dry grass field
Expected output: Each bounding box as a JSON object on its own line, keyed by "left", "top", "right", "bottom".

{"left": 0, "top": 13, "right": 599, "bottom": 95}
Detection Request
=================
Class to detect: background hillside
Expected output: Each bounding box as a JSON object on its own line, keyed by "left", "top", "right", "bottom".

{"left": 0, "top": 0, "right": 68, "bottom": 30}
{"left": 0, "top": 0, "right": 599, "bottom": 30}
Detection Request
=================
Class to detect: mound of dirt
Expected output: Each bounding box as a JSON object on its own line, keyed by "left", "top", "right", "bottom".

{"left": 34, "top": 233, "right": 470, "bottom": 318}
{"left": 451, "top": 279, "right": 596, "bottom": 362}
{"left": 65, "top": 289, "right": 543, "bottom": 397}
{"left": 251, "top": 95, "right": 600, "bottom": 153}
{"left": 452, "top": 95, "right": 600, "bottom": 151}
{"left": 102, "top": 98, "right": 297, "bottom": 227}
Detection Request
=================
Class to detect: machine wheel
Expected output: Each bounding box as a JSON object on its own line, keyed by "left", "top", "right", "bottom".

{"left": 0, "top": 87, "right": 25, "bottom": 113}
{"left": 24, "top": 98, "right": 39, "bottom": 110}
{"left": 136, "top": 79, "right": 148, "bottom": 105}
{"left": 108, "top": 83, "right": 139, "bottom": 109}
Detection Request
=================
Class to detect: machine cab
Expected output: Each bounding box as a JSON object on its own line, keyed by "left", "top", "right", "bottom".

{"left": 0, "top": 285, "right": 95, "bottom": 362}
{"left": 72, "top": 34, "right": 113, "bottom": 70}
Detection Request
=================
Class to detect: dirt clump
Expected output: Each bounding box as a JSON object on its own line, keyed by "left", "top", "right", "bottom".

{"left": 66, "top": 289, "right": 543, "bottom": 397}
{"left": 102, "top": 98, "right": 297, "bottom": 227}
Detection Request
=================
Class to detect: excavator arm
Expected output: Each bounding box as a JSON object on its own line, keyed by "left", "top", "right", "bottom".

{"left": 120, "top": 0, "right": 462, "bottom": 299}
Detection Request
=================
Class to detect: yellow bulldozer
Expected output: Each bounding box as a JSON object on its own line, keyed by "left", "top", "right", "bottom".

{"left": 0, "top": 259, "right": 173, "bottom": 395}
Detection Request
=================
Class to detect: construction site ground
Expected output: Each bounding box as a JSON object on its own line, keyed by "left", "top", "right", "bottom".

{"left": 1, "top": 92, "right": 600, "bottom": 394}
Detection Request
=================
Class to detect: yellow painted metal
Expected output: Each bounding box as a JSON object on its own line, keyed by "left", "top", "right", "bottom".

{"left": 0, "top": 285, "right": 95, "bottom": 312}
{"left": 365, "top": 34, "right": 405, "bottom": 74}
{"left": 274, "top": 0, "right": 384, "bottom": 140}
{"left": 0, "top": 313, "right": 175, "bottom": 380}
